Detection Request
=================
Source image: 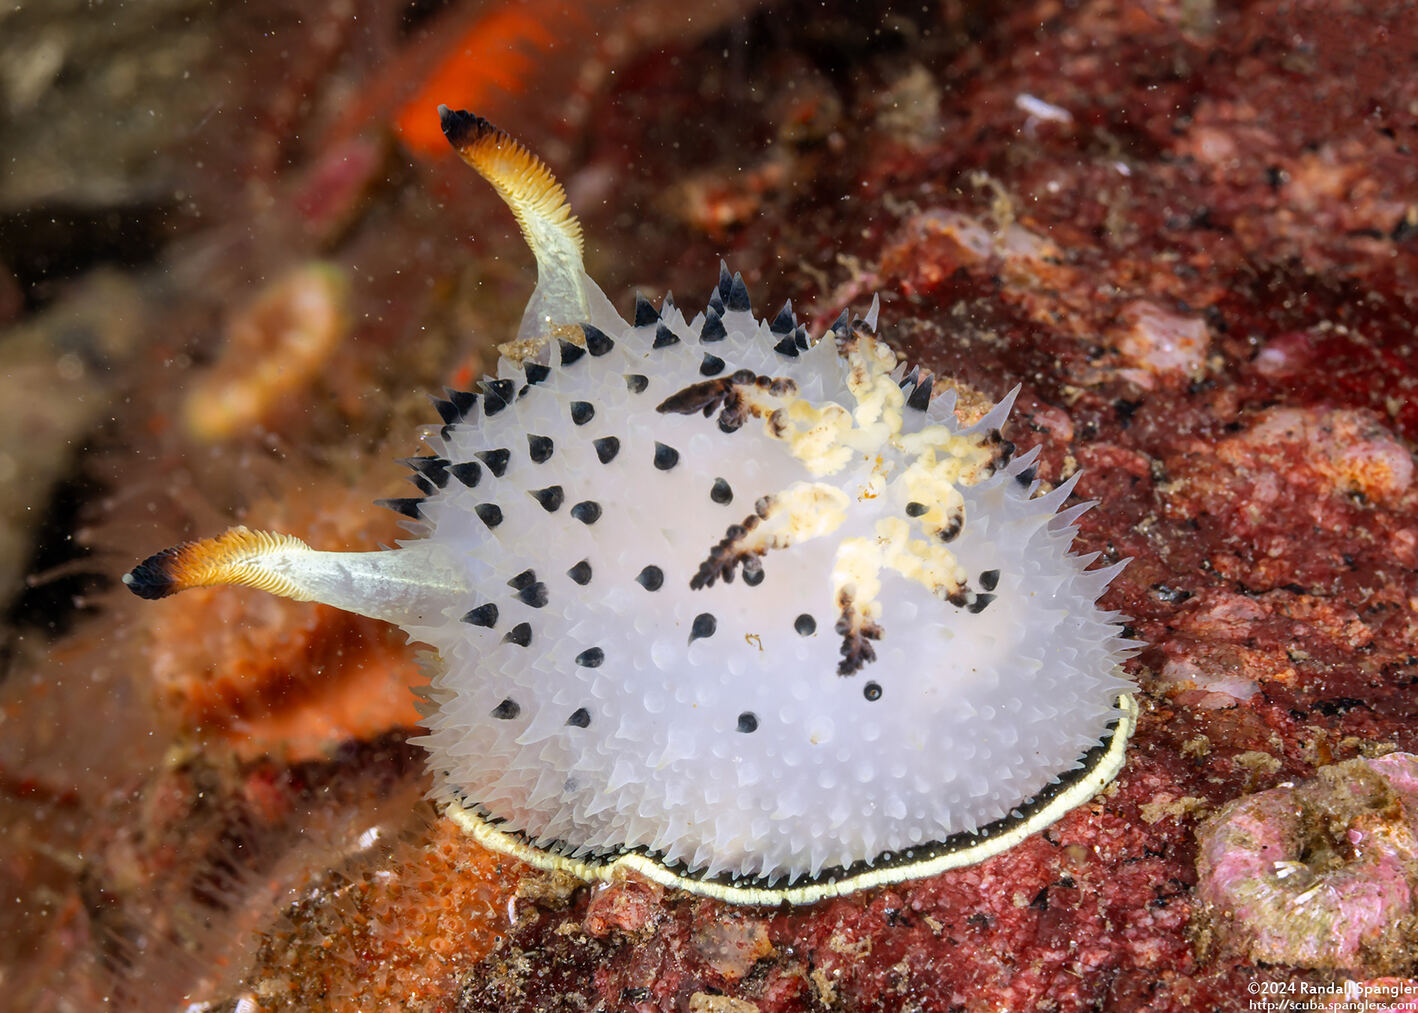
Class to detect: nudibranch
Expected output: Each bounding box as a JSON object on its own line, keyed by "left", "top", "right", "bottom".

{"left": 125, "top": 107, "right": 1137, "bottom": 905}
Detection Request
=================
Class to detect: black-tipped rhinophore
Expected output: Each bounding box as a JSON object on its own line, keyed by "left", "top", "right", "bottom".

{"left": 122, "top": 548, "right": 183, "bottom": 600}
{"left": 438, "top": 105, "right": 494, "bottom": 147}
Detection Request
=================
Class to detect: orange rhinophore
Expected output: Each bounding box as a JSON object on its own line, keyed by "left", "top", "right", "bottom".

{"left": 124, "top": 527, "right": 317, "bottom": 602}
{"left": 131, "top": 477, "right": 430, "bottom": 761}
{"left": 441, "top": 111, "right": 583, "bottom": 258}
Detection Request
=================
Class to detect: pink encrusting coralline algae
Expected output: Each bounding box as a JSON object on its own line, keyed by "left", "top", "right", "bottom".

{"left": 1195, "top": 752, "right": 1418, "bottom": 976}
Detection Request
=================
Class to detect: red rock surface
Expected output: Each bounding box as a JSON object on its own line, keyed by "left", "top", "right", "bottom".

{"left": 2, "top": 0, "right": 1416, "bottom": 1010}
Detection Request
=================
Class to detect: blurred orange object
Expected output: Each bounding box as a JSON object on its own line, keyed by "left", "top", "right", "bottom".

{"left": 182, "top": 262, "right": 350, "bottom": 444}
{"left": 394, "top": 5, "right": 561, "bottom": 158}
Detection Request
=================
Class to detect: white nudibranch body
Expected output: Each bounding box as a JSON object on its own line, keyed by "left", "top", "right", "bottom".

{"left": 125, "top": 108, "right": 1137, "bottom": 905}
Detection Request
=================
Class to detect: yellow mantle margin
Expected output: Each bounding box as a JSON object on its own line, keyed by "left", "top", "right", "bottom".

{"left": 443, "top": 691, "right": 1139, "bottom": 907}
